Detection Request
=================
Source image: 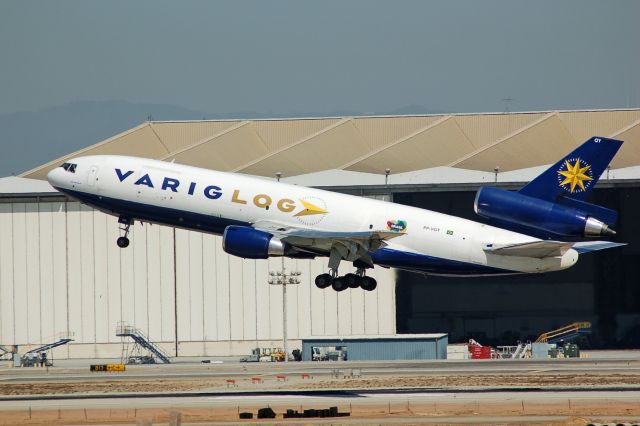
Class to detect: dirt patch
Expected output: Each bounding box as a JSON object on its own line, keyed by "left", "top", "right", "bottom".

{"left": 289, "top": 373, "right": 640, "bottom": 390}
{"left": 0, "top": 379, "right": 221, "bottom": 395}
{"left": 4, "top": 373, "right": 640, "bottom": 396}
{"left": 1, "top": 401, "right": 639, "bottom": 425}
{"left": 3, "top": 373, "right": 640, "bottom": 424}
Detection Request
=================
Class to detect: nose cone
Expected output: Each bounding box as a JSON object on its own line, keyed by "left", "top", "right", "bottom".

{"left": 47, "top": 167, "right": 65, "bottom": 189}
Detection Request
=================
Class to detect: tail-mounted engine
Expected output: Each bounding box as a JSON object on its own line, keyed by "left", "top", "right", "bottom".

{"left": 474, "top": 187, "right": 617, "bottom": 238}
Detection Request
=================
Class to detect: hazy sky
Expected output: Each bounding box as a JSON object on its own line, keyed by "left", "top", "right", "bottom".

{"left": 1, "top": 0, "right": 639, "bottom": 116}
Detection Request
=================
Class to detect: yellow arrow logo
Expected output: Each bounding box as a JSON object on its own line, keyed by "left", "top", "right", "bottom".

{"left": 294, "top": 199, "right": 328, "bottom": 217}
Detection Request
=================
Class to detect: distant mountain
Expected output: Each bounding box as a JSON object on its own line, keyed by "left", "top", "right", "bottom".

{"left": 0, "top": 101, "right": 448, "bottom": 177}
{"left": 222, "top": 104, "right": 448, "bottom": 118}
{"left": 0, "top": 101, "right": 208, "bottom": 176}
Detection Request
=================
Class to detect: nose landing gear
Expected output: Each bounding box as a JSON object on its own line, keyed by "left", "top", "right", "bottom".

{"left": 116, "top": 217, "right": 132, "bottom": 248}
{"left": 116, "top": 236, "right": 129, "bottom": 248}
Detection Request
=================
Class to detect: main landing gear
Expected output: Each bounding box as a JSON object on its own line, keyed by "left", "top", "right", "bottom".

{"left": 314, "top": 267, "right": 377, "bottom": 292}
{"left": 315, "top": 247, "right": 378, "bottom": 292}
{"left": 116, "top": 216, "right": 132, "bottom": 248}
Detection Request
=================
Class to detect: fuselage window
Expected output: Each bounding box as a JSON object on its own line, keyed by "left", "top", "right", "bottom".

{"left": 61, "top": 163, "right": 77, "bottom": 173}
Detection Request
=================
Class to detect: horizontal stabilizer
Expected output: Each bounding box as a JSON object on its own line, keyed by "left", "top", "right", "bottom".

{"left": 485, "top": 240, "right": 626, "bottom": 258}
{"left": 572, "top": 241, "right": 627, "bottom": 253}
{"left": 484, "top": 241, "right": 575, "bottom": 258}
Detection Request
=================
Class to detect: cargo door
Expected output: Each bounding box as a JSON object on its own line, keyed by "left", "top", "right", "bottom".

{"left": 87, "top": 165, "right": 99, "bottom": 186}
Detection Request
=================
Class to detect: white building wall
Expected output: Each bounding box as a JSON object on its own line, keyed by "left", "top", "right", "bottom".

{"left": 0, "top": 200, "right": 396, "bottom": 359}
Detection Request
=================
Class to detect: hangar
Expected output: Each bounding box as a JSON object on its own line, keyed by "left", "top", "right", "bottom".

{"left": 1, "top": 109, "right": 639, "bottom": 358}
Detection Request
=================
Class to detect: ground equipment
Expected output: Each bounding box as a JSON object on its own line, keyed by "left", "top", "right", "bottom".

{"left": 20, "top": 333, "right": 74, "bottom": 367}
{"left": 535, "top": 322, "right": 591, "bottom": 344}
{"left": 116, "top": 322, "right": 171, "bottom": 364}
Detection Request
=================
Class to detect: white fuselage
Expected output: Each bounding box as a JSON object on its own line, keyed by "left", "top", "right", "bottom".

{"left": 46, "top": 155, "right": 579, "bottom": 276}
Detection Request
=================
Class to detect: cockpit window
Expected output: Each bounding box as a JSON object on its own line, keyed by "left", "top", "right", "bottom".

{"left": 61, "top": 162, "right": 77, "bottom": 173}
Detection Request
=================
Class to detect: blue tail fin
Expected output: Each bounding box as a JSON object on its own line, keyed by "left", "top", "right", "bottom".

{"left": 518, "top": 136, "right": 623, "bottom": 202}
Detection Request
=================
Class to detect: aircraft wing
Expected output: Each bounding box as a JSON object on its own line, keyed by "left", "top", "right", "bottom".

{"left": 252, "top": 220, "right": 405, "bottom": 263}
{"left": 484, "top": 240, "right": 626, "bottom": 258}
{"left": 282, "top": 229, "right": 403, "bottom": 249}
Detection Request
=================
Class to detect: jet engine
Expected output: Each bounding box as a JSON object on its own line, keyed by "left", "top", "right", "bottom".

{"left": 222, "top": 225, "right": 316, "bottom": 260}
{"left": 474, "top": 187, "right": 616, "bottom": 238}
{"left": 222, "top": 226, "right": 285, "bottom": 259}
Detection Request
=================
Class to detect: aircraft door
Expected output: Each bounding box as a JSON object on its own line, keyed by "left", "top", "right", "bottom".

{"left": 87, "top": 165, "right": 99, "bottom": 186}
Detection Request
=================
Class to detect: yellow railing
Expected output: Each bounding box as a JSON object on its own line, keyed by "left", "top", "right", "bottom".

{"left": 535, "top": 322, "right": 591, "bottom": 343}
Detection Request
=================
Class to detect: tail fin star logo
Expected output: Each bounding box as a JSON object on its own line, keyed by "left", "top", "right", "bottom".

{"left": 557, "top": 158, "right": 593, "bottom": 193}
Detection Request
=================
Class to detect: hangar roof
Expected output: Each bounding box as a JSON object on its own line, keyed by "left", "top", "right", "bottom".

{"left": 22, "top": 109, "right": 640, "bottom": 181}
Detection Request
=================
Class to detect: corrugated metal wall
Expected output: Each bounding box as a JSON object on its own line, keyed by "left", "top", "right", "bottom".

{"left": 0, "top": 200, "right": 396, "bottom": 359}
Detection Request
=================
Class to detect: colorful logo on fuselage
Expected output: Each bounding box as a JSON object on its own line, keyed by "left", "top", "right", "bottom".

{"left": 295, "top": 197, "right": 328, "bottom": 225}
{"left": 557, "top": 158, "right": 594, "bottom": 193}
{"left": 115, "top": 168, "right": 328, "bottom": 222}
{"left": 387, "top": 220, "right": 407, "bottom": 232}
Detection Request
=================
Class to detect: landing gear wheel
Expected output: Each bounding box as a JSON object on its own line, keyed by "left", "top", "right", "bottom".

{"left": 361, "top": 276, "right": 377, "bottom": 291}
{"left": 331, "top": 276, "right": 348, "bottom": 292}
{"left": 314, "top": 273, "right": 333, "bottom": 289}
{"left": 344, "top": 273, "right": 360, "bottom": 288}
{"left": 116, "top": 236, "right": 130, "bottom": 248}
{"left": 354, "top": 275, "right": 364, "bottom": 288}
{"left": 117, "top": 216, "right": 133, "bottom": 248}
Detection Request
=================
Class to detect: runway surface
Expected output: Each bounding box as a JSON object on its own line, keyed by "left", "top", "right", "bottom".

{"left": 2, "top": 352, "right": 640, "bottom": 424}
{"left": 3, "top": 354, "right": 640, "bottom": 381}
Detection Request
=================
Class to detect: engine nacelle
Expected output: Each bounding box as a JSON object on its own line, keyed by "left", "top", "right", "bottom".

{"left": 474, "top": 187, "right": 615, "bottom": 238}
{"left": 222, "top": 226, "right": 285, "bottom": 259}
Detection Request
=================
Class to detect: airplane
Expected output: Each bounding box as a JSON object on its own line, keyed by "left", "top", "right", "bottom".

{"left": 46, "top": 136, "right": 625, "bottom": 292}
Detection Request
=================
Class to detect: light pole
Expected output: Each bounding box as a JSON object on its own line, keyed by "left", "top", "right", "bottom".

{"left": 268, "top": 262, "right": 301, "bottom": 362}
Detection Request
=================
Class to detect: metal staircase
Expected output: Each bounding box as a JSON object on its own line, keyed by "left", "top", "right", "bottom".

{"left": 23, "top": 338, "right": 73, "bottom": 356}
{"left": 535, "top": 322, "right": 591, "bottom": 344}
{"left": 0, "top": 345, "right": 14, "bottom": 360}
{"left": 116, "top": 322, "right": 171, "bottom": 364}
{"left": 512, "top": 342, "right": 530, "bottom": 358}
{"left": 23, "top": 332, "right": 74, "bottom": 355}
